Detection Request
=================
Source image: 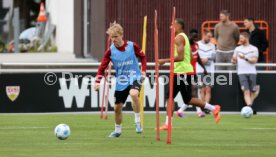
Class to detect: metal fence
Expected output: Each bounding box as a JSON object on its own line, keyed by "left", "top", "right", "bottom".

{"left": 0, "top": 63, "right": 275, "bottom": 73}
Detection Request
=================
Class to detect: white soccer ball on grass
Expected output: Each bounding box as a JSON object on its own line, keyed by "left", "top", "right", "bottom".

{"left": 54, "top": 124, "right": 70, "bottom": 140}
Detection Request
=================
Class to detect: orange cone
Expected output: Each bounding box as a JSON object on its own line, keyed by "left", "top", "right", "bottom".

{"left": 37, "top": 2, "right": 47, "bottom": 22}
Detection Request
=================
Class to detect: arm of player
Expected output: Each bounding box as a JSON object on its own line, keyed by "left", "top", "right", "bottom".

{"left": 260, "top": 30, "right": 268, "bottom": 53}
{"left": 133, "top": 42, "right": 147, "bottom": 80}
{"left": 159, "top": 35, "right": 185, "bottom": 65}
{"left": 244, "top": 48, "right": 258, "bottom": 64}
{"left": 94, "top": 49, "right": 111, "bottom": 91}
{"left": 209, "top": 46, "right": 216, "bottom": 61}
{"left": 246, "top": 57, "right": 258, "bottom": 64}
{"left": 214, "top": 24, "right": 219, "bottom": 41}
{"left": 201, "top": 58, "right": 209, "bottom": 64}
{"left": 231, "top": 50, "right": 238, "bottom": 64}
{"left": 197, "top": 55, "right": 208, "bottom": 75}
{"left": 234, "top": 26, "right": 240, "bottom": 45}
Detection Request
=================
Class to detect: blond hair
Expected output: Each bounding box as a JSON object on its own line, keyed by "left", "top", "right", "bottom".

{"left": 106, "top": 22, "right": 124, "bottom": 35}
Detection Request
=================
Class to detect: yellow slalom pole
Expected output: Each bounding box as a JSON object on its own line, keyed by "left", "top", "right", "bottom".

{"left": 139, "top": 16, "right": 147, "bottom": 128}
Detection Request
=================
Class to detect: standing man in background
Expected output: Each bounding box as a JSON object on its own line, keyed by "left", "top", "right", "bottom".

{"left": 231, "top": 32, "right": 260, "bottom": 114}
{"left": 244, "top": 17, "right": 268, "bottom": 68}
{"left": 215, "top": 10, "right": 240, "bottom": 70}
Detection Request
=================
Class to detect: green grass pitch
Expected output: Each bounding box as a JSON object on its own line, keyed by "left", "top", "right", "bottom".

{"left": 0, "top": 113, "right": 275, "bottom": 157}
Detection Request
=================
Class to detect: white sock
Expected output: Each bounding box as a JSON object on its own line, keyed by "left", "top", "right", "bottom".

{"left": 178, "top": 104, "right": 188, "bottom": 112}
{"left": 115, "top": 124, "right": 122, "bottom": 133}
{"left": 165, "top": 116, "right": 173, "bottom": 125}
{"left": 196, "top": 107, "right": 202, "bottom": 112}
{"left": 204, "top": 103, "right": 215, "bottom": 111}
{"left": 134, "top": 112, "right": 140, "bottom": 123}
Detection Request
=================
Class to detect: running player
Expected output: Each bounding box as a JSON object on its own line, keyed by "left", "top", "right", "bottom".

{"left": 197, "top": 30, "right": 216, "bottom": 114}
{"left": 231, "top": 32, "right": 260, "bottom": 114}
{"left": 158, "top": 18, "right": 221, "bottom": 130}
{"left": 94, "top": 23, "right": 147, "bottom": 137}
{"left": 176, "top": 29, "right": 208, "bottom": 118}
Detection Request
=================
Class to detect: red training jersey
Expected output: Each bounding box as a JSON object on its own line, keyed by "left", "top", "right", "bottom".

{"left": 187, "top": 42, "right": 199, "bottom": 75}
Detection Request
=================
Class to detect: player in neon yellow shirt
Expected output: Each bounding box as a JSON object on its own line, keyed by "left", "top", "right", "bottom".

{"left": 159, "top": 18, "right": 221, "bottom": 129}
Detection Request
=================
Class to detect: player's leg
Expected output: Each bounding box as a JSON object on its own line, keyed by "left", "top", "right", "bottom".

{"left": 226, "top": 52, "right": 235, "bottom": 70}
{"left": 129, "top": 81, "right": 143, "bottom": 133}
{"left": 194, "top": 74, "right": 205, "bottom": 117}
{"left": 184, "top": 75, "right": 221, "bottom": 123}
{"left": 243, "top": 90, "right": 252, "bottom": 106}
{"left": 202, "top": 73, "right": 212, "bottom": 102}
{"left": 108, "top": 89, "right": 129, "bottom": 138}
{"left": 193, "top": 78, "right": 205, "bottom": 117}
{"left": 115, "top": 103, "right": 123, "bottom": 128}
{"left": 176, "top": 102, "right": 187, "bottom": 117}
{"left": 196, "top": 107, "right": 205, "bottom": 117}
{"left": 205, "top": 86, "right": 212, "bottom": 103}
{"left": 216, "top": 51, "right": 226, "bottom": 71}
{"left": 114, "top": 103, "right": 123, "bottom": 123}
{"left": 188, "top": 98, "right": 220, "bottom": 123}
{"left": 250, "top": 74, "right": 259, "bottom": 102}
{"left": 176, "top": 81, "right": 198, "bottom": 117}
{"left": 159, "top": 99, "right": 176, "bottom": 130}
{"left": 200, "top": 86, "right": 206, "bottom": 101}
{"left": 249, "top": 74, "right": 259, "bottom": 114}
{"left": 252, "top": 85, "right": 260, "bottom": 101}
{"left": 130, "top": 89, "right": 140, "bottom": 113}
{"left": 109, "top": 103, "right": 124, "bottom": 138}
{"left": 160, "top": 75, "right": 178, "bottom": 130}
{"left": 200, "top": 85, "right": 212, "bottom": 115}
{"left": 195, "top": 86, "right": 205, "bottom": 117}
{"left": 239, "top": 74, "right": 252, "bottom": 106}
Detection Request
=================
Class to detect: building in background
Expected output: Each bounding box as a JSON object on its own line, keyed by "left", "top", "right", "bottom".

{"left": 0, "top": 0, "right": 12, "bottom": 46}
{"left": 46, "top": 0, "right": 74, "bottom": 54}
{"left": 0, "top": 0, "right": 275, "bottom": 63}
{"left": 0, "top": 0, "right": 74, "bottom": 54}
{"left": 72, "top": 0, "right": 275, "bottom": 63}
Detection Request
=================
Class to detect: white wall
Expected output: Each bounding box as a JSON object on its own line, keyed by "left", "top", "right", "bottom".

{"left": 46, "top": 0, "right": 74, "bottom": 54}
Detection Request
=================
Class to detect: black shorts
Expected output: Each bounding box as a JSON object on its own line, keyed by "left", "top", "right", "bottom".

{"left": 165, "top": 74, "right": 192, "bottom": 104}
{"left": 114, "top": 80, "right": 141, "bottom": 104}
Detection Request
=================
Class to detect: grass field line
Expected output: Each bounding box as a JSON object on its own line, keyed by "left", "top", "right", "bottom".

{"left": 0, "top": 126, "right": 275, "bottom": 131}
{"left": 245, "top": 128, "right": 276, "bottom": 130}
{"left": 0, "top": 126, "right": 50, "bottom": 130}
{"left": 1, "top": 111, "right": 276, "bottom": 116}
{"left": 0, "top": 126, "right": 180, "bottom": 130}
{"left": 6, "top": 142, "right": 262, "bottom": 147}
{"left": 173, "top": 143, "right": 262, "bottom": 147}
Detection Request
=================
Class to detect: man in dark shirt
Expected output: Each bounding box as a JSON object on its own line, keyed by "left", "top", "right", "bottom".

{"left": 244, "top": 17, "right": 268, "bottom": 64}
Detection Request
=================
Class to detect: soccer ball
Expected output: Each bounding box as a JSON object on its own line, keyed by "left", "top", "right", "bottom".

{"left": 54, "top": 124, "right": 70, "bottom": 140}
{"left": 241, "top": 106, "right": 253, "bottom": 118}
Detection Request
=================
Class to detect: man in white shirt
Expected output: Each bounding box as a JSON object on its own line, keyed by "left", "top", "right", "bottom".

{"left": 232, "top": 32, "right": 260, "bottom": 114}
{"left": 197, "top": 30, "right": 216, "bottom": 112}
